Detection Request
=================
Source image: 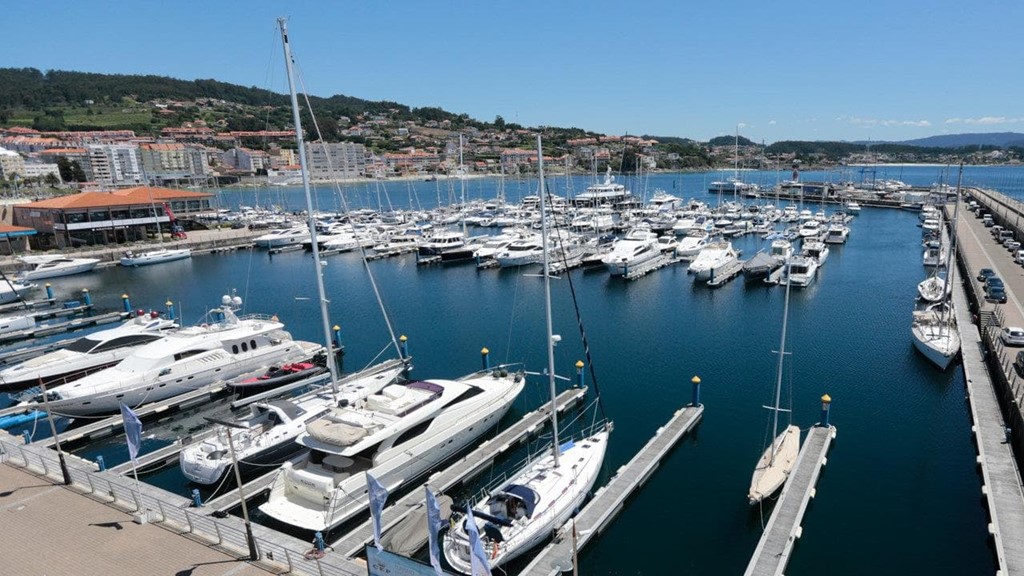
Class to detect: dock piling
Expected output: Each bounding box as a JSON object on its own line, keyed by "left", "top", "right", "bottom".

{"left": 96, "top": 455, "right": 105, "bottom": 471}
{"left": 191, "top": 488, "right": 203, "bottom": 508}
{"left": 122, "top": 294, "right": 131, "bottom": 313}
{"left": 165, "top": 300, "right": 175, "bottom": 321}
{"left": 81, "top": 289, "right": 91, "bottom": 307}
{"left": 481, "top": 347, "right": 490, "bottom": 370}
{"left": 820, "top": 394, "right": 832, "bottom": 427}
{"left": 576, "top": 360, "right": 585, "bottom": 388}
{"left": 45, "top": 283, "right": 53, "bottom": 301}
{"left": 691, "top": 375, "right": 702, "bottom": 407}
{"left": 21, "top": 430, "right": 30, "bottom": 444}
{"left": 399, "top": 335, "right": 408, "bottom": 358}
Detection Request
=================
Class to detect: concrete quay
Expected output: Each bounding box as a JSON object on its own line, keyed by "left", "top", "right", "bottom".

{"left": 953, "top": 191, "right": 1024, "bottom": 576}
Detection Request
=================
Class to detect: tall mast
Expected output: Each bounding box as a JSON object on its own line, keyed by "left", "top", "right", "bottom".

{"left": 278, "top": 18, "right": 340, "bottom": 394}
{"left": 941, "top": 163, "right": 964, "bottom": 326}
{"left": 537, "top": 134, "right": 560, "bottom": 468}
{"left": 459, "top": 134, "right": 467, "bottom": 238}
{"left": 769, "top": 258, "right": 793, "bottom": 467}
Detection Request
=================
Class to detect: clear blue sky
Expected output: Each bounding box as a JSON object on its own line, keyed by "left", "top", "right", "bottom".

{"left": 6, "top": 1, "right": 1022, "bottom": 143}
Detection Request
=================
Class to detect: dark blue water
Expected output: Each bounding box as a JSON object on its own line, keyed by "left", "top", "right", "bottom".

{"left": 8, "top": 166, "right": 1021, "bottom": 574}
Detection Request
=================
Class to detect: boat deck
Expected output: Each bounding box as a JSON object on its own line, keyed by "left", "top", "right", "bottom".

{"left": 518, "top": 403, "right": 704, "bottom": 576}
{"left": 743, "top": 424, "right": 836, "bottom": 576}
{"left": 328, "top": 387, "right": 588, "bottom": 557}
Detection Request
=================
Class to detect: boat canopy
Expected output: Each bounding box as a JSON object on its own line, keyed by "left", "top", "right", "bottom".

{"left": 490, "top": 484, "right": 539, "bottom": 519}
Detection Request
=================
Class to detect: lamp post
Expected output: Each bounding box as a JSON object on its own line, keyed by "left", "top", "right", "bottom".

{"left": 204, "top": 416, "right": 259, "bottom": 561}
{"left": 38, "top": 379, "right": 71, "bottom": 485}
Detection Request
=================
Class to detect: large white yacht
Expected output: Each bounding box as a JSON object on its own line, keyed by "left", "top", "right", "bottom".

{"left": 258, "top": 369, "right": 525, "bottom": 531}
{"left": 688, "top": 241, "right": 739, "bottom": 282}
{"left": 674, "top": 234, "right": 709, "bottom": 260}
{"left": 602, "top": 226, "right": 661, "bottom": 276}
{"left": 120, "top": 247, "right": 192, "bottom": 267}
{"left": 0, "top": 311, "right": 178, "bottom": 391}
{"left": 33, "top": 298, "right": 320, "bottom": 416}
{"left": 496, "top": 234, "right": 545, "bottom": 268}
{"left": 573, "top": 167, "right": 631, "bottom": 206}
{"left": 801, "top": 239, "right": 830, "bottom": 266}
{"left": 180, "top": 362, "right": 405, "bottom": 485}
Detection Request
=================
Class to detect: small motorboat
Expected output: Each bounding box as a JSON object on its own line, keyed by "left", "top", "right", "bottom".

{"left": 228, "top": 361, "right": 326, "bottom": 396}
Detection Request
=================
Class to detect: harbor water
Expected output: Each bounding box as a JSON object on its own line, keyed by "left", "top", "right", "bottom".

{"left": 7, "top": 165, "right": 1023, "bottom": 574}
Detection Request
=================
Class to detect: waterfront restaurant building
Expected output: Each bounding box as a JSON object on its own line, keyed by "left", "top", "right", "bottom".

{"left": 13, "top": 187, "right": 213, "bottom": 249}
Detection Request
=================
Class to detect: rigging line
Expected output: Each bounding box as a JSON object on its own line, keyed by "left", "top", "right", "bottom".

{"left": 503, "top": 254, "right": 524, "bottom": 366}
{"left": 294, "top": 71, "right": 402, "bottom": 360}
{"left": 543, "top": 186, "right": 607, "bottom": 422}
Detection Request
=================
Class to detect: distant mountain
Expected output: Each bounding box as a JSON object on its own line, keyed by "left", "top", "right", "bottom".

{"left": 896, "top": 132, "right": 1024, "bottom": 148}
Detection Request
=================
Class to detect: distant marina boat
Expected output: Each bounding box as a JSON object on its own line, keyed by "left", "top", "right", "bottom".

{"left": 253, "top": 227, "right": 312, "bottom": 248}
{"left": 602, "top": 225, "right": 661, "bottom": 276}
{"left": 16, "top": 256, "right": 99, "bottom": 281}
{"left": 783, "top": 254, "right": 818, "bottom": 287}
{"left": 689, "top": 241, "right": 739, "bottom": 282}
{"left": 120, "top": 247, "right": 192, "bottom": 267}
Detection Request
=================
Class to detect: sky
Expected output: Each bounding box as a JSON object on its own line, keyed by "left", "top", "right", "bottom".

{"left": 5, "top": 1, "right": 1023, "bottom": 143}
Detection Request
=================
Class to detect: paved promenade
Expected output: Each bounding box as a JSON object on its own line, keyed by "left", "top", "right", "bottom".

{"left": 0, "top": 463, "right": 272, "bottom": 576}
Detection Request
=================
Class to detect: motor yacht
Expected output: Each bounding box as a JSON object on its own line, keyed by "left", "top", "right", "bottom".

{"left": 120, "top": 247, "right": 192, "bottom": 267}
{"left": 784, "top": 255, "right": 818, "bottom": 287}
{"left": 180, "top": 362, "right": 405, "bottom": 485}
{"left": 801, "top": 239, "right": 830, "bottom": 265}
{"left": 0, "top": 279, "right": 35, "bottom": 305}
{"left": 253, "top": 226, "right": 312, "bottom": 248}
{"left": 602, "top": 226, "right": 661, "bottom": 276}
{"left": 674, "top": 234, "right": 709, "bottom": 261}
{"left": 32, "top": 297, "right": 320, "bottom": 416}
{"left": 258, "top": 369, "right": 525, "bottom": 531}
{"left": 16, "top": 256, "right": 99, "bottom": 281}
{"left": 0, "top": 311, "right": 177, "bottom": 391}
{"left": 688, "top": 241, "right": 739, "bottom": 282}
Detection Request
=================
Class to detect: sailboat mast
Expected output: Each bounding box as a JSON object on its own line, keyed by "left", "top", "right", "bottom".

{"left": 770, "top": 259, "right": 793, "bottom": 467}
{"left": 940, "top": 163, "right": 964, "bottom": 326}
{"left": 278, "top": 18, "right": 340, "bottom": 394}
{"left": 459, "top": 134, "right": 467, "bottom": 238}
{"left": 537, "top": 134, "right": 560, "bottom": 468}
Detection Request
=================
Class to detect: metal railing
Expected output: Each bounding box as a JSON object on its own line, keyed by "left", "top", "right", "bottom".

{"left": 0, "top": 435, "right": 364, "bottom": 576}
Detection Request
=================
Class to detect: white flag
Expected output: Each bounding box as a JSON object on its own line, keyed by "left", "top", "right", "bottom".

{"left": 119, "top": 403, "right": 142, "bottom": 465}
{"left": 425, "top": 487, "right": 445, "bottom": 576}
{"left": 366, "top": 472, "right": 388, "bottom": 551}
{"left": 465, "top": 505, "right": 492, "bottom": 576}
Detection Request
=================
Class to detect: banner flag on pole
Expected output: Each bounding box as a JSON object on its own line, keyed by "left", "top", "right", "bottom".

{"left": 367, "top": 472, "right": 388, "bottom": 551}
{"left": 465, "top": 505, "right": 492, "bottom": 576}
{"left": 119, "top": 402, "right": 142, "bottom": 464}
{"left": 425, "top": 486, "right": 445, "bottom": 576}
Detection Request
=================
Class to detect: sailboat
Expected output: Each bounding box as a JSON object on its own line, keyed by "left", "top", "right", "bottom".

{"left": 443, "top": 135, "right": 611, "bottom": 572}
{"left": 912, "top": 165, "right": 963, "bottom": 369}
{"left": 748, "top": 257, "right": 801, "bottom": 506}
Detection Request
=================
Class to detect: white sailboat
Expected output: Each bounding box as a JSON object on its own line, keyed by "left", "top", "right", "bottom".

{"left": 444, "top": 135, "right": 610, "bottom": 572}
{"left": 749, "top": 259, "right": 801, "bottom": 505}
{"left": 912, "top": 165, "right": 963, "bottom": 369}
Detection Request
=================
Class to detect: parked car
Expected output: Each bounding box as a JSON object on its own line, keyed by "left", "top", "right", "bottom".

{"left": 978, "top": 268, "right": 996, "bottom": 281}
{"left": 1006, "top": 241, "right": 1021, "bottom": 252}
{"left": 988, "top": 288, "right": 1008, "bottom": 303}
{"left": 1001, "top": 327, "right": 1024, "bottom": 346}
{"left": 985, "top": 276, "right": 1004, "bottom": 291}
{"left": 1016, "top": 250, "right": 1024, "bottom": 265}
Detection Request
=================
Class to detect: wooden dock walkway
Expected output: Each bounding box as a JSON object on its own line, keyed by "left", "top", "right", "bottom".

{"left": 705, "top": 259, "right": 744, "bottom": 287}
{"left": 0, "top": 310, "right": 127, "bottom": 344}
{"left": 518, "top": 403, "right": 704, "bottom": 576}
{"left": 743, "top": 424, "right": 836, "bottom": 576}
{"left": 329, "top": 387, "right": 588, "bottom": 557}
{"left": 623, "top": 253, "right": 673, "bottom": 281}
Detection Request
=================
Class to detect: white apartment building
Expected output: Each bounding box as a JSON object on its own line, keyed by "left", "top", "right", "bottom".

{"left": 88, "top": 144, "right": 143, "bottom": 187}
{"left": 139, "top": 143, "right": 209, "bottom": 181}
{"left": 0, "top": 147, "right": 26, "bottom": 179}
{"left": 304, "top": 142, "right": 366, "bottom": 180}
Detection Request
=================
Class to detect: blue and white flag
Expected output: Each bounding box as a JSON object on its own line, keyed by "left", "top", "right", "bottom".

{"left": 425, "top": 486, "right": 445, "bottom": 576}
{"left": 119, "top": 402, "right": 142, "bottom": 465}
{"left": 465, "top": 505, "right": 492, "bottom": 576}
{"left": 366, "top": 472, "right": 388, "bottom": 551}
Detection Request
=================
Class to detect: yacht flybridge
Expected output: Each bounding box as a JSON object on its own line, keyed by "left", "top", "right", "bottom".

{"left": 32, "top": 296, "right": 320, "bottom": 416}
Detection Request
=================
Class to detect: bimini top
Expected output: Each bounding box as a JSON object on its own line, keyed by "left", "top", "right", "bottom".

{"left": 490, "top": 484, "right": 539, "bottom": 519}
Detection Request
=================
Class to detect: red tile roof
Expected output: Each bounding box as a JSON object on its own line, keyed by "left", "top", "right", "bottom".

{"left": 17, "top": 187, "right": 211, "bottom": 210}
